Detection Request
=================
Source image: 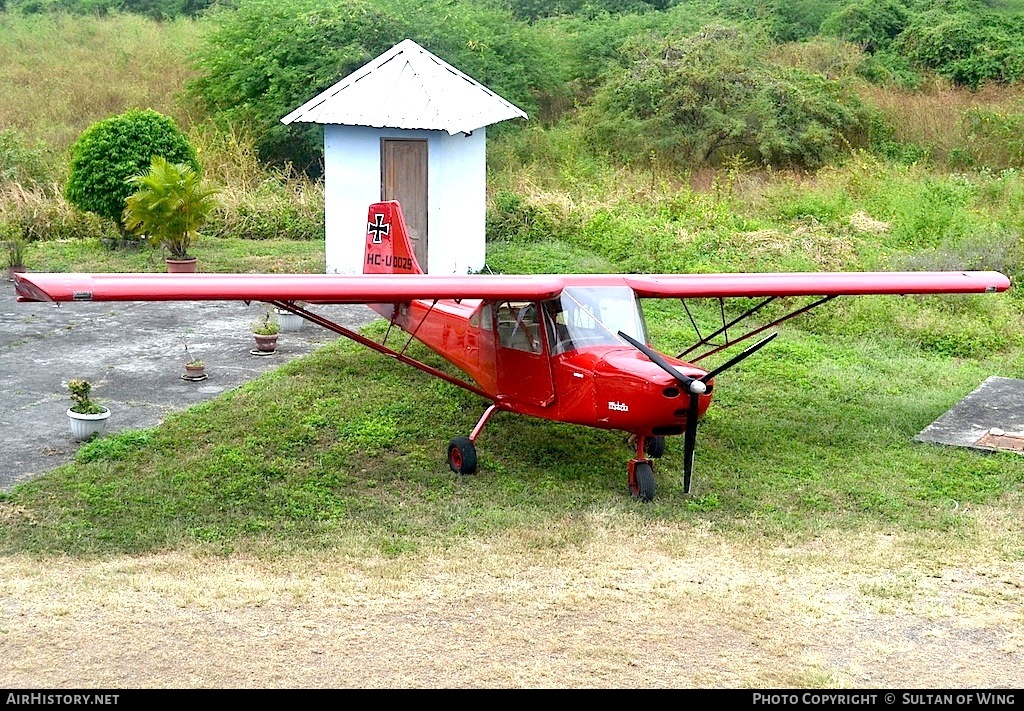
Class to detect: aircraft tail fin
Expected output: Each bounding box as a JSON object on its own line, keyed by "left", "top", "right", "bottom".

{"left": 363, "top": 201, "right": 423, "bottom": 275}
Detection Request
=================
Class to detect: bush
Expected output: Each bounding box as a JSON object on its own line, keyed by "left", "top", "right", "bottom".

{"left": 65, "top": 109, "right": 198, "bottom": 233}
{"left": 959, "top": 107, "right": 1024, "bottom": 170}
{"left": 486, "top": 191, "right": 560, "bottom": 243}
{"left": 894, "top": 9, "right": 1024, "bottom": 88}
{"left": 819, "top": 0, "right": 909, "bottom": 53}
{"left": 583, "top": 25, "right": 877, "bottom": 169}
{"left": 6, "top": 0, "right": 215, "bottom": 18}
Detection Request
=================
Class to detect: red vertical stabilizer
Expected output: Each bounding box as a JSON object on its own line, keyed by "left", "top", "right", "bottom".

{"left": 363, "top": 201, "right": 424, "bottom": 275}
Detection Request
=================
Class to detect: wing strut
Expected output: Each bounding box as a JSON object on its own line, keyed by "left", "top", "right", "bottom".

{"left": 401, "top": 299, "right": 439, "bottom": 356}
{"left": 269, "top": 300, "right": 492, "bottom": 400}
{"left": 678, "top": 295, "right": 836, "bottom": 364}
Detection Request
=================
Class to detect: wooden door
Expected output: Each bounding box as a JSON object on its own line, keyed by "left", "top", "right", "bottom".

{"left": 381, "top": 139, "right": 428, "bottom": 270}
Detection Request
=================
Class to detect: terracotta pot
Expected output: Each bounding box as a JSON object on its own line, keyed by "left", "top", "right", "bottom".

{"left": 166, "top": 258, "right": 198, "bottom": 273}
{"left": 253, "top": 333, "right": 278, "bottom": 353}
{"left": 184, "top": 363, "right": 206, "bottom": 377}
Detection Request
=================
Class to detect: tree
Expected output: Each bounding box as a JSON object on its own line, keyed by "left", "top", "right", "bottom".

{"left": 190, "top": 0, "right": 553, "bottom": 174}
{"left": 65, "top": 109, "right": 198, "bottom": 234}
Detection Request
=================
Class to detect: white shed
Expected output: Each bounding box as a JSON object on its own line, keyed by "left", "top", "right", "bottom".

{"left": 281, "top": 39, "right": 527, "bottom": 275}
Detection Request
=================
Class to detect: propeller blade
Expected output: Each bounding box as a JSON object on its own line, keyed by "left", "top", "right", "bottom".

{"left": 617, "top": 331, "right": 705, "bottom": 394}
{"left": 683, "top": 391, "right": 700, "bottom": 493}
{"left": 700, "top": 332, "right": 778, "bottom": 383}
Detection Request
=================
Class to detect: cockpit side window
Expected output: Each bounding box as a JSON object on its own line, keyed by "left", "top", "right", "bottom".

{"left": 469, "top": 303, "right": 493, "bottom": 331}
{"left": 496, "top": 301, "right": 543, "bottom": 353}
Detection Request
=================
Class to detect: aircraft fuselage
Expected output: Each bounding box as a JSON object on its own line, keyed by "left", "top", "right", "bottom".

{"left": 375, "top": 286, "right": 714, "bottom": 439}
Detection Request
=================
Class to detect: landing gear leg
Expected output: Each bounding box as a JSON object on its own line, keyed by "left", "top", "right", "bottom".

{"left": 628, "top": 435, "right": 656, "bottom": 502}
{"left": 447, "top": 404, "right": 498, "bottom": 475}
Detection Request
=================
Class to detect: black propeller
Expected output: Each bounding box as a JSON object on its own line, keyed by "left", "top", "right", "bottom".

{"left": 618, "top": 330, "right": 778, "bottom": 493}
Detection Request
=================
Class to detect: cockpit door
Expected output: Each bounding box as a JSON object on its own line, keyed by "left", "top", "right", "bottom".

{"left": 494, "top": 301, "right": 555, "bottom": 407}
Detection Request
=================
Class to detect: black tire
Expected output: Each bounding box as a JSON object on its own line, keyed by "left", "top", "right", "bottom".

{"left": 448, "top": 437, "right": 478, "bottom": 475}
{"left": 633, "top": 461, "right": 656, "bottom": 502}
{"left": 645, "top": 435, "right": 667, "bottom": 459}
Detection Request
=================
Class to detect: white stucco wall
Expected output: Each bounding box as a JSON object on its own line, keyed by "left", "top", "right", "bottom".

{"left": 323, "top": 125, "right": 486, "bottom": 275}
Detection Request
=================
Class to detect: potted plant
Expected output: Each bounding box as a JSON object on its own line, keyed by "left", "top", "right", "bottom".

{"left": 5, "top": 237, "right": 26, "bottom": 281}
{"left": 274, "top": 301, "right": 307, "bottom": 332}
{"left": 181, "top": 335, "right": 207, "bottom": 380}
{"left": 66, "top": 378, "right": 110, "bottom": 441}
{"left": 122, "top": 155, "right": 218, "bottom": 273}
{"left": 251, "top": 308, "right": 280, "bottom": 354}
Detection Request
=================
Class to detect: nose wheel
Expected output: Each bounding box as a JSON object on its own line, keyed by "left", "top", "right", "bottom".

{"left": 628, "top": 434, "right": 658, "bottom": 501}
{"left": 629, "top": 460, "right": 656, "bottom": 501}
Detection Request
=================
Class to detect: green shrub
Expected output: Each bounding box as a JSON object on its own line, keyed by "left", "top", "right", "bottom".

{"left": 584, "top": 25, "right": 876, "bottom": 169}
{"left": 65, "top": 109, "right": 198, "bottom": 234}
{"left": 209, "top": 200, "right": 325, "bottom": 242}
{"left": 123, "top": 156, "right": 219, "bottom": 259}
{"left": 856, "top": 48, "right": 921, "bottom": 87}
{"left": 6, "top": 0, "right": 215, "bottom": 18}
{"left": 959, "top": 107, "right": 1024, "bottom": 170}
{"left": 894, "top": 9, "right": 1024, "bottom": 88}
{"left": 486, "top": 191, "right": 560, "bottom": 243}
{"left": 819, "top": 0, "right": 910, "bottom": 53}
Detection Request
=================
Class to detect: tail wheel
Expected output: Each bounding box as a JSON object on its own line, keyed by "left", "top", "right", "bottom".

{"left": 448, "top": 437, "right": 478, "bottom": 475}
{"left": 632, "top": 461, "right": 656, "bottom": 502}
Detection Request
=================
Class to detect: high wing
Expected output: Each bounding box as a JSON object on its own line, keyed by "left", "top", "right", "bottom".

{"left": 12, "top": 270, "right": 1010, "bottom": 304}
{"left": 12, "top": 272, "right": 566, "bottom": 304}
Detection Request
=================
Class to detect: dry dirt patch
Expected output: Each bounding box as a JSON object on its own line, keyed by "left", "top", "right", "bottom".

{"left": 0, "top": 517, "right": 1021, "bottom": 688}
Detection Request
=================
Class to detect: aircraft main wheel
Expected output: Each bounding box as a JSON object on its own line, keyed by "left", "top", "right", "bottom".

{"left": 448, "top": 436, "right": 478, "bottom": 475}
{"left": 645, "top": 435, "right": 667, "bottom": 458}
{"left": 632, "top": 461, "right": 656, "bottom": 502}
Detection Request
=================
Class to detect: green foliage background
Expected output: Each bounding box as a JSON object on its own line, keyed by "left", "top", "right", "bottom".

{"left": 190, "top": 0, "right": 559, "bottom": 173}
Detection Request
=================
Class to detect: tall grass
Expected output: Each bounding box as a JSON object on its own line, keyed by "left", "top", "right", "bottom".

{"left": 858, "top": 80, "right": 1024, "bottom": 166}
{"left": 0, "top": 12, "right": 204, "bottom": 152}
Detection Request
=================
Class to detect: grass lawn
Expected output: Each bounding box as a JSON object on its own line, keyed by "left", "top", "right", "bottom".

{"left": 2, "top": 236, "right": 1022, "bottom": 560}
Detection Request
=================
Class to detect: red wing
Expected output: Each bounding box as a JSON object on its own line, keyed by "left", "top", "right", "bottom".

{"left": 615, "top": 271, "right": 1011, "bottom": 297}
{"left": 14, "top": 270, "right": 1009, "bottom": 305}
{"left": 13, "top": 272, "right": 566, "bottom": 304}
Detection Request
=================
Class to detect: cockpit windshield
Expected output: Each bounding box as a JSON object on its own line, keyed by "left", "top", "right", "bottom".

{"left": 542, "top": 286, "right": 648, "bottom": 355}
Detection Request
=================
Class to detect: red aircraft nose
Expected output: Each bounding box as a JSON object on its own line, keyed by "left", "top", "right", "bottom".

{"left": 593, "top": 347, "right": 712, "bottom": 436}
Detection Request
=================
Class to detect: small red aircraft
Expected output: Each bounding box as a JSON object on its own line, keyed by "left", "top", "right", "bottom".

{"left": 14, "top": 202, "right": 1011, "bottom": 500}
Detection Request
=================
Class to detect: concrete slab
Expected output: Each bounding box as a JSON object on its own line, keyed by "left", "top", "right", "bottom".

{"left": 914, "top": 375, "right": 1024, "bottom": 454}
{"left": 1, "top": 277, "right": 378, "bottom": 491}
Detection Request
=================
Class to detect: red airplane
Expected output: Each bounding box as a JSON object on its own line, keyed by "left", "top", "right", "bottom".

{"left": 13, "top": 202, "right": 1011, "bottom": 500}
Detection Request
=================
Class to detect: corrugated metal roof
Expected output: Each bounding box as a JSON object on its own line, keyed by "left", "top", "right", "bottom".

{"left": 280, "top": 39, "right": 528, "bottom": 134}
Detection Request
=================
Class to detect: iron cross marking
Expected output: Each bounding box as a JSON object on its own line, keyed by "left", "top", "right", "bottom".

{"left": 368, "top": 213, "right": 390, "bottom": 244}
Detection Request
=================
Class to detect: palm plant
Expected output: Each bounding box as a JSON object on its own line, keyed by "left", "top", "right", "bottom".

{"left": 122, "top": 156, "right": 218, "bottom": 260}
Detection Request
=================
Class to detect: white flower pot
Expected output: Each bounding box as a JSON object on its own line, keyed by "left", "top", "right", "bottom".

{"left": 275, "top": 309, "right": 305, "bottom": 332}
{"left": 67, "top": 407, "right": 110, "bottom": 441}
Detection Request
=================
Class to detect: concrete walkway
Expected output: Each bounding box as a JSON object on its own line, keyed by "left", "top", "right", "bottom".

{"left": 0, "top": 278, "right": 377, "bottom": 491}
